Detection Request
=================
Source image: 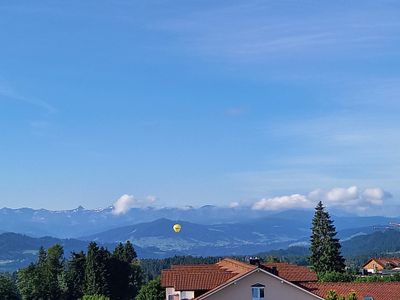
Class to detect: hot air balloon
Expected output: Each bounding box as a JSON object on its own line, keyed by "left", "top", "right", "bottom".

{"left": 173, "top": 223, "right": 181, "bottom": 233}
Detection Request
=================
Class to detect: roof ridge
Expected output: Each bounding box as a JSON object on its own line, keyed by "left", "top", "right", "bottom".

{"left": 217, "top": 258, "right": 256, "bottom": 271}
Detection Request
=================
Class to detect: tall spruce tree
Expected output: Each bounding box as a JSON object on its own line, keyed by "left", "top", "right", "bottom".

{"left": 0, "top": 274, "right": 20, "bottom": 300}
{"left": 310, "top": 201, "right": 345, "bottom": 273}
{"left": 84, "top": 242, "right": 111, "bottom": 297}
{"left": 64, "top": 251, "right": 86, "bottom": 300}
{"left": 17, "top": 245, "right": 65, "bottom": 300}
{"left": 46, "top": 244, "right": 65, "bottom": 300}
{"left": 109, "top": 242, "right": 142, "bottom": 300}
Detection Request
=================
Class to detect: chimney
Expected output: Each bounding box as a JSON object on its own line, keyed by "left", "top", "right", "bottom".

{"left": 269, "top": 266, "right": 278, "bottom": 275}
{"left": 249, "top": 257, "right": 261, "bottom": 267}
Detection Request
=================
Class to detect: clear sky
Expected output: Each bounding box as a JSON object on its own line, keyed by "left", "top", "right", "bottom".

{"left": 0, "top": 1, "right": 399, "bottom": 214}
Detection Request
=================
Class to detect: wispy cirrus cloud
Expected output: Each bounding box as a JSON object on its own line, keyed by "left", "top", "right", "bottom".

{"left": 150, "top": 1, "right": 400, "bottom": 63}
{"left": 0, "top": 82, "right": 56, "bottom": 114}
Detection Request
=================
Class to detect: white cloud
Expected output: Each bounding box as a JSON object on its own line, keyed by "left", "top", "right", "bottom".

{"left": 112, "top": 194, "right": 156, "bottom": 215}
{"left": 145, "top": 195, "right": 157, "bottom": 205}
{"left": 229, "top": 201, "right": 240, "bottom": 208}
{"left": 308, "top": 186, "right": 359, "bottom": 205}
{"left": 252, "top": 194, "right": 313, "bottom": 211}
{"left": 252, "top": 186, "right": 390, "bottom": 212}
{"left": 363, "top": 188, "right": 391, "bottom": 205}
{"left": 308, "top": 186, "right": 391, "bottom": 209}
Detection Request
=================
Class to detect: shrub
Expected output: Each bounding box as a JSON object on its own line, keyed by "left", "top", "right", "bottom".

{"left": 81, "top": 295, "right": 110, "bottom": 300}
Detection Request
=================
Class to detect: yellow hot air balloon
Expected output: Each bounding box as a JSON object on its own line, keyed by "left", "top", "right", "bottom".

{"left": 173, "top": 223, "right": 181, "bottom": 233}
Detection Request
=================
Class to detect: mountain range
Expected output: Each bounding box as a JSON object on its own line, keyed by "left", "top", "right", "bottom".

{"left": 0, "top": 205, "right": 397, "bottom": 238}
{"left": 0, "top": 205, "right": 398, "bottom": 271}
{"left": 0, "top": 205, "right": 276, "bottom": 238}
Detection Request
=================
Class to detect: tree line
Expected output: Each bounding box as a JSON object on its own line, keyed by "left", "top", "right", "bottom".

{"left": 0, "top": 241, "right": 165, "bottom": 300}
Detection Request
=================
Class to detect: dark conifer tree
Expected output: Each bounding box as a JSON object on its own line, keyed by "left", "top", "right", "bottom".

{"left": 64, "top": 251, "right": 86, "bottom": 300}
{"left": 110, "top": 242, "right": 142, "bottom": 300}
{"left": 123, "top": 241, "right": 137, "bottom": 263}
{"left": 46, "top": 244, "right": 65, "bottom": 300}
{"left": 84, "top": 242, "right": 111, "bottom": 297}
{"left": 0, "top": 274, "right": 19, "bottom": 300}
{"left": 17, "top": 245, "right": 64, "bottom": 300}
{"left": 310, "top": 201, "right": 345, "bottom": 273}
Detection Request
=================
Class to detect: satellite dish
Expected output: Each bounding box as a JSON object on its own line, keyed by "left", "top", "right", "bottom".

{"left": 173, "top": 223, "right": 181, "bottom": 233}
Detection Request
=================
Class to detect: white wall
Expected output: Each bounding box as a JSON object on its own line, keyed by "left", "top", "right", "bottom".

{"left": 181, "top": 291, "right": 195, "bottom": 299}
{"left": 201, "top": 270, "right": 321, "bottom": 300}
{"left": 165, "top": 288, "right": 195, "bottom": 300}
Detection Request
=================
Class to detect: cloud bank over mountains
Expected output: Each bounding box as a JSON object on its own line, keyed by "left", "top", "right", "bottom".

{"left": 111, "top": 186, "right": 393, "bottom": 216}
{"left": 252, "top": 186, "right": 391, "bottom": 213}
{"left": 112, "top": 194, "right": 156, "bottom": 215}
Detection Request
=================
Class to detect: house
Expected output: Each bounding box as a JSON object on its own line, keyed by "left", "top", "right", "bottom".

{"left": 362, "top": 257, "right": 400, "bottom": 274}
{"left": 301, "top": 282, "right": 400, "bottom": 300}
{"left": 161, "top": 258, "right": 322, "bottom": 300}
{"left": 161, "top": 258, "right": 400, "bottom": 300}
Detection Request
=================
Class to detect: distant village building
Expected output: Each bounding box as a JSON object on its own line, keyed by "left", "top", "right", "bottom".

{"left": 363, "top": 258, "right": 400, "bottom": 274}
{"left": 161, "top": 258, "right": 400, "bottom": 300}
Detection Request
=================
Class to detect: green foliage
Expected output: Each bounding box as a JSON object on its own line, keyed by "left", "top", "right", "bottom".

{"left": 63, "top": 251, "right": 86, "bottom": 300}
{"left": 325, "top": 290, "right": 359, "bottom": 300}
{"left": 326, "top": 290, "right": 358, "bottom": 300}
{"left": 341, "top": 230, "right": 400, "bottom": 257}
{"left": 109, "top": 242, "right": 143, "bottom": 300}
{"left": 135, "top": 277, "right": 165, "bottom": 300}
{"left": 17, "top": 264, "right": 41, "bottom": 299}
{"left": 310, "top": 201, "right": 345, "bottom": 273}
{"left": 17, "top": 244, "right": 64, "bottom": 300}
{"left": 319, "top": 271, "right": 355, "bottom": 282}
{"left": 84, "top": 242, "right": 111, "bottom": 297}
{"left": 46, "top": 244, "right": 64, "bottom": 299}
{"left": 16, "top": 241, "right": 143, "bottom": 300}
{"left": 81, "top": 295, "right": 110, "bottom": 300}
{"left": 264, "top": 256, "right": 281, "bottom": 263}
{"left": 347, "top": 291, "right": 358, "bottom": 300}
{"left": 326, "top": 290, "right": 339, "bottom": 300}
{"left": 355, "top": 273, "right": 400, "bottom": 282}
{"left": 0, "top": 274, "right": 19, "bottom": 300}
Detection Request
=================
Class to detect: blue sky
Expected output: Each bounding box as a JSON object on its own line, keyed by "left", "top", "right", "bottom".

{"left": 0, "top": 1, "right": 400, "bottom": 214}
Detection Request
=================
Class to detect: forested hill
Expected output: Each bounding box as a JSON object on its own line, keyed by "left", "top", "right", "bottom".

{"left": 341, "top": 229, "right": 400, "bottom": 256}
{"left": 0, "top": 229, "right": 399, "bottom": 272}
{"left": 0, "top": 233, "right": 132, "bottom": 272}
{"left": 256, "top": 229, "right": 400, "bottom": 264}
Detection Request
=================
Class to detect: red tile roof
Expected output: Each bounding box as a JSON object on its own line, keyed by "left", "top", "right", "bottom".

{"left": 173, "top": 272, "right": 236, "bottom": 290}
{"left": 262, "top": 262, "right": 318, "bottom": 283}
{"left": 217, "top": 258, "right": 256, "bottom": 273}
{"left": 161, "top": 258, "right": 255, "bottom": 291}
{"left": 363, "top": 257, "right": 400, "bottom": 268}
{"left": 162, "top": 259, "right": 318, "bottom": 293}
{"left": 301, "top": 282, "right": 400, "bottom": 300}
{"left": 161, "top": 266, "right": 224, "bottom": 288}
